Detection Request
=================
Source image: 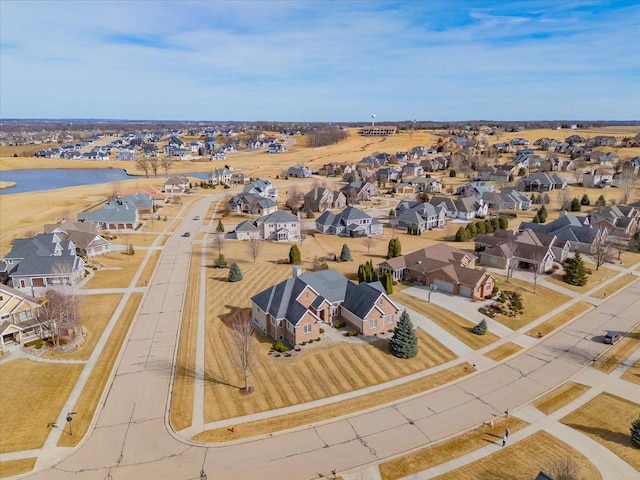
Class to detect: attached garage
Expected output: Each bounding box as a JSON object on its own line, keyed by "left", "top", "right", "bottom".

{"left": 433, "top": 279, "right": 454, "bottom": 294}
{"left": 459, "top": 285, "right": 473, "bottom": 298}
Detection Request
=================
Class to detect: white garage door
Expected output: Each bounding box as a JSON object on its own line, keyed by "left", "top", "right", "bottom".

{"left": 460, "top": 285, "right": 472, "bottom": 298}
{"left": 433, "top": 279, "right": 454, "bottom": 294}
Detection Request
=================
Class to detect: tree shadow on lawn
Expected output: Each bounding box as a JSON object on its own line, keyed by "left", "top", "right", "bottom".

{"left": 563, "top": 423, "right": 633, "bottom": 448}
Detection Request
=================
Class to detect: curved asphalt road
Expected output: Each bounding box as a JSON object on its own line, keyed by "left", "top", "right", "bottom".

{"left": 25, "top": 196, "right": 640, "bottom": 480}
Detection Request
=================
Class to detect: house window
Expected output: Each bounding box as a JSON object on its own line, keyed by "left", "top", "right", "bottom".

{"left": 271, "top": 318, "right": 276, "bottom": 326}
{"left": 370, "top": 319, "right": 378, "bottom": 329}
{"left": 386, "top": 315, "right": 394, "bottom": 324}
{"left": 19, "top": 310, "right": 32, "bottom": 320}
{"left": 0, "top": 314, "right": 9, "bottom": 321}
{"left": 304, "top": 324, "right": 312, "bottom": 334}
{"left": 330, "top": 306, "right": 338, "bottom": 317}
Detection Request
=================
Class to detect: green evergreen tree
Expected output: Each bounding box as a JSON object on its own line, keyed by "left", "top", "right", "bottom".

{"left": 449, "top": 169, "right": 457, "bottom": 177}
{"left": 340, "top": 243, "right": 352, "bottom": 261}
{"left": 389, "top": 310, "right": 418, "bottom": 358}
{"left": 289, "top": 244, "right": 301, "bottom": 264}
{"left": 563, "top": 250, "right": 588, "bottom": 286}
{"left": 467, "top": 222, "right": 478, "bottom": 238}
{"left": 631, "top": 415, "right": 640, "bottom": 448}
{"left": 595, "top": 194, "right": 606, "bottom": 207}
{"left": 530, "top": 193, "right": 539, "bottom": 204}
{"left": 472, "top": 319, "right": 488, "bottom": 335}
{"left": 499, "top": 216, "right": 509, "bottom": 230}
{"left": 533, "top": 214, "right": 541, "bottom": 223}
{"left": 228, "top": 262, "right": 243, "bottom": 282}
{"left": 217, "top": 219, "right": 225, "bottom": 233}
{"left": 570, "top": 197, "right": 582, "bottom": 212}
{"left": 581, "top": 194, "right": 590, "bottom": 206}
{"left": 538, "top": 205, "right": 548, "bottom": 222}
{"left": 484, "top": 220, "right": 494, "bottom": 234}
{"left": 357, "top": 264, "right": 366, "bottom": 283}
{"left": 476, "top": 221, "right": 486, "bottom": 235}
{"left": 306, "top": 209, "right": 315, "bottom": 219}
{"left": 386, "top": 238, "right": 402, "bottom": 259}
{"left": 491, "top": 218, "right": 500, "bottom": 230}
{"left": 384, "top": 271, "right": 393, "bottom": 294}
{"left": 455, "top": 226, "right": 468, "bottom": 242}
{"left": 216, "top": 253, "right": 228, "bottom": 268}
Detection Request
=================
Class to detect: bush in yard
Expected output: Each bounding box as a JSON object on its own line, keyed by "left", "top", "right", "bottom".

{"left": 274, "top": 341, "right": 288, "bottom": 353}
{"left": 228, "top": 262, "right": 243, "bottom": 282}
{"left": 346, "top": 330, "right": 358, "bottom": 337}
{"left": 216, "top": 253, "right": 228, "bottom": 268}
{"left": 217, "top": 219, "right": 225, "bottom": 232}
{"left": 472, "top": 319, "right": 488, "bottom": 335}
{"left": 386, "top": 238, "right": 402, "bottom": 258}
{"left": 319, "top": 328, "right": 325, "bottom": 334}
{"left": 581, "top": 194, "right": 590, "bottom": 206}
{"left": 340, "top": 243, "right": 352, "bottom": 261}
{"left": 289, "top": 244, "right": 301, "bottom": 264}
{"left": 389, "top": 310, "right": 418, "bottom": 358}
{"left": 631, "top": 415, "right": 640, "bottom": 448}
{"left": 455, "top": 226, "right": 468, "bottom": 242}
{"left": 595, "top": 194, "right": 606, "bottom": 207}
{"left": 570, "top": 197, "right": 582, "bottom": 212}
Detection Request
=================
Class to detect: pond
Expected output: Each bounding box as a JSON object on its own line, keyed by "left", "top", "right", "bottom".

{"left": 0, "top": 169, "right": 210, "bottom": 195}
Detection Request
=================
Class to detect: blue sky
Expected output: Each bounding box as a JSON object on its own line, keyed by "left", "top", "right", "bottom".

{"left": 1, "top": 0, "right": 638, "bottom": 121}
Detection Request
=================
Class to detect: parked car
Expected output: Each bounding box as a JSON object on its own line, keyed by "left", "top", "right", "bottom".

{"left": 194, "top": 215, "right": 200, "bottom": 220}
{"left": 603, "top": 331, "right": 620, "bottom": 344}
{"left": 183, "top": 232, "right": 191, "bottom": 237}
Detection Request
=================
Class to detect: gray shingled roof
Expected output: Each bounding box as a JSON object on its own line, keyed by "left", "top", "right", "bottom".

{"left": 341, "top": 281, "right": 385, "bottom": 319}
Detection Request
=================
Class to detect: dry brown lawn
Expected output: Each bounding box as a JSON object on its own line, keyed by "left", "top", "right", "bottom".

{"left": 85, "top": 251, "right": 146, "bottom": 289}
{"left": 58, "top": 294, "right": 142, "bottom": 447}
{"left": 378, "top": 417, "right": 528, "bottom": 480}
{"left": 0, "top": 359, "right": 83, "bottom": 453}
{"left": 590, "top": 274, "right": 638, "bottom": 299}
{"left": 432, "top": 430, "right": 602, "bottom": 480}
{"left": 0, "top": 458, "right": 37, "bottom": 478}
{"left": 620, "top": 359, "right": 640, "bottom": 385}
{"left": 484, "top": 342, "right": 523, "bottom": 362}
{"left": 108, "top": 232, "right": 159, "bottom": 247}
{"left": 135, "top": 250, "right": 161, "bottom": 287}
{"left": 525, "top": 301, "right": 593, "bottom": 338}
{"left": 619, "top": 251, "right": 640, "bottom": 268}
{"left": 43, "top": 294, "right": 121, "bottom": 361}
{"left": 492, "top": 275, "right": 571, "bottom": 330}
{"left": 594, "top": 327, "right": 640, "bottom": 374}
{"left": 533, "top": 381, "right": 591, "bottom": 415}
{"left": 392, "top": 287, "right": 500, "bottom": 349}
{"left": 561, "top": 392, "right": 640, "bottom": 471}
{"left": 546, "top": 266, "right": 617, "bottom": 293}
{"left": 193, "top": 362, "right": 472, "bottom": 442}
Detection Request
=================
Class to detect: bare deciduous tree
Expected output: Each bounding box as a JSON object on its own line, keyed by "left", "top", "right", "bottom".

{"left": 362, "top": 236, "right": 376, "bottom": 254}
{"left": 286, "top": 185, "right": 303, "bottom": 211}
{"left": 572, "top": 159, "right": 586, "bottom": 185}
{"left": 160, "top": 156, "right": 174, "bottom": 178}
{"left": 547, "top": 457, "right": 581, "bottom": 480}
{"left": 228, "top": 310, "right": 256, "bottom": 393}
{"left": 39, "top": 286, "right": 82, "bottom": 348}
{"left": 148, "top": 157, "right": 159, "bottom": 177}
{"left": 593, "top": 236, "right": 612, "bottom": 271}
{"left": 134, "top": 156, "right": 151, "bottom": 178}
{"left": 109, "top": 178, "right": 121, "bottom": 202}
{"left": 246, "top": 237, "right": 262, "bottom": 263}
{"left": 212, "top": 233, "right": 225, "bottom": 255}
{"left": 618, "top": 169, "right": 637, "bottom": 205}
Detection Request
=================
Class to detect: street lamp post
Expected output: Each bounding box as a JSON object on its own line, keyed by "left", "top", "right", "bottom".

{"left": 66, "top": 411, "right": 77, "bottom": 436}
{"left": 428, "top": 284, "right": 437, "bottom": 303}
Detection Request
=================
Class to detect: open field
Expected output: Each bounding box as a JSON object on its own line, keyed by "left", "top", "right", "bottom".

{"left": 0, "top": 458, "right": 37, "bottom": 478}
{"left": 378, "top": 417, "right": 528, "bottom": 480}
{"left": 546, "top": 266, "right": 617, "bottom": 293}
{"left": 590, "top": 274, "right": 638, "bottom": 299}
{"left": 561, "top": 392, "right": 640, "bottom": 471}
{"left": 42, "top": 293, "right": 122, "bottom": 361}
{"left": 192, "top": 362, "right": 472, "bottom": 443}
{"left": 58, "top": 294, "right": 142, "bottom": 447}
{"left": 594, "top": 327, "right": 640, "bottom": 374}
{"left": 432, "top": 430, "right": 602, "bottom": 480}
{"left": 525, "top": 301, "right": 593, "bottom": 338}
{"left": 85, "top": 251, "right": 147, "bottom": 289}
{"left": 0, "top": 359, "right": 83, "bottom": 453}
{"left": 621, "top": 359, "right": 640, "bottom": 385}
{"left": 492, "top": 275, "right": 571, "bottom": 330}
{"left": 484, "top": 342, "right": 523, "bottom": 362}
{"left": 393, "top": 287, "right": 500, "bottom": 349}
{"left": 533, "top": 381, "right": 591, "bottom": 415}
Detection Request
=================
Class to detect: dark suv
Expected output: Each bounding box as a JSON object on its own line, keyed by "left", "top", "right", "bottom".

{"left": 183, "top": 232, "right": 191, "bottom": 237}
{"left": 603, "top": 331, "right": 620, "bottom": 344}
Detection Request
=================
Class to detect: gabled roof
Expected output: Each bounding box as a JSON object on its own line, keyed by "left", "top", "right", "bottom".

{"left": 316, "top": 206, "right": 372, "bottom": 228}
{"left": 342, "top": 281, "right": 387, "bottom": 319}
{"left": 255, "top": 210, "right": 299, "bottom": 225}
{"left": 4, "top": 234, "right": 72, "bottom": 260}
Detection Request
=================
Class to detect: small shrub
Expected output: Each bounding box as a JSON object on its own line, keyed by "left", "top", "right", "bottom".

{"left": 319, "top": 328, "right": 325, "bottom": 334}
{"left": 274, "top": 341, "right": 288, "bottom": 353}
{"left": 346, "top": 330, "right": 358, "bottom": 337}
{"left": 273, "top": 352, "right": 280, "bottom": 357}
{"left": 472, "top": 319, "right": 488, "bottom": 336}
{"left": 284, "top": 352, "right": 291, "bottom": 357}
{"left": 308, "top": 339, "right": 314, "bottom": 343}
{"left": 294, "top": 347, "right": 301, "bottom": 352}
{"left": 333, "top": 320, "right": 346, "bottom": 329}
{"left": 316, "top": 337, "right": 321, "bottom": 342}
{"left": 301, "top": 341, "right": 307, "bottom": 346}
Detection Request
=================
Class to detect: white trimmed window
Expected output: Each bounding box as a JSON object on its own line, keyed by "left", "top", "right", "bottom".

{"left": 304, "top": 324, "right": 312, "bottom": 334}
{"left": 370, "top": 319, "right": 378, "bottom": 329}
{"left": 386, "top": 315, "right": 394, "bottom": 324}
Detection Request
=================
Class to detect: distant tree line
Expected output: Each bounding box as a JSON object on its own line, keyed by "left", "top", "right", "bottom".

{"left": 306, "top": 126, "right": 348, "bottom": 147}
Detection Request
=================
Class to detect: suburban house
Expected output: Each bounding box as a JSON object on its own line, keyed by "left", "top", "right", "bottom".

{"left": 378, "top": 244, "right": 495, "bottom": 300}
{"left": 519, "top": 211, "right": 607, "bottom": 254}
{"left": 303, "top": 187, "right": 347, "bottom": 213}
{"left": 582, "top": 168, "right": 614, "bottom": 188}
{"left": 44, "top": 220, "right": 111, "bottom": 257}
{"left": 164, "top": 176, "right": 190, "bottom": 194}
{"left": 286, "top": 166, "right": 312, "bottom": 178}
{"left": 234, "top": 220, "right": 260, "bottom": 240}
{"left": 208, "top": 167, "right": 234, "bottom": 186}
{"left": 587, "top": 205, "right": 639, "bottom": 240}
{"left": 394, "top": 201, "right": 446, "bottom": 232}
{"left": 251, "top": 268, "right": 401, "bottom": 345}
{"left": 2, "top": 233, "right": 86, "bottom": 296}
{"left": 244, "top": 179, "right": 278, "bottom": 199}
{"left": 228, "top": 193, "right": 278, "bottom": 215}
{"left": 517, "top": 173, "right": 568, "bottom": 192}
{"left": 393, "top": 183, "right": 416, "bottom": 196}
{"left": 230, "top": 172, "right": 251, "bottom": 185}
{"left": 77, "top": 200, "right": 140, "bottom": 233}
{"left": 376, "top": 167, "right": 401, "bottom": 183}
{"left": 476, "top": 165, "right": 512, "bottom": 183}
{"left": 474, "top": 229, "right": 561, "bottom": 273}
{"left": 118, "top": 193, "right": 154, "bottom": 216}
{"left": 480, "top": 189, "right": 532, "bottom": 212}
{"left": 401, "top": 162, "right": 424, "bottom": 178}
{"left": 408, "top": 177, "right": 443, "bottom": 193}
{"left": 254, "top": 211, "right": 301, "bottom": 241}
{"left": 0, "top": 284, "right": 43, "bottom": 349}
{"left": 315, "top": 206, "right": 383, "bottom": 237}
{"left": 429, "top": 195, "right": 488, "bottom": 219}
{"left": 341, "top": 181, "right": 379, "bottom": 204}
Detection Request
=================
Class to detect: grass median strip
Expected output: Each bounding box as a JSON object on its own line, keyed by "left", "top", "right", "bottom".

{"left": 533, "top": 381, "right": 590, "bottom": 415}
{"left": 484, "top": 342, "right": 522, "bottom": 362}
{"left": 57, "top": 293, "right": 142, "bottom": 448}
{"left": 0, "top": 360, "right": 83, "bottom": 453}
{"left": 525, "top": 301, "right": 592, "bottom": 338}
{"left": 379, "top": 417, "right": 527, "bottom": 480}
{"left": 561, "top": 392, "right": 640, "bottom": 471}
{"left": 594, "top": 326, "right": 640, "bottom": 374}
{"left": 0, "top": 458, "right": 37, "bottom": 478}
{"left": 620, "top": 359, "right": 640, "bottom": 385}
{"left": 135, "top": 250, "right": 161, "bottom": 287}
{"left": 193, "top": 362, "right": 472, "bottom": 443}
{"left": 432, "top": 430, "right": 602, "bottom": 480}
{"left": 590, "top": 273, "right": 638, "bottom": 299}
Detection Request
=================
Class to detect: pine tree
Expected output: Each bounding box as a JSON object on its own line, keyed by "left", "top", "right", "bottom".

{"left": 386, "top": 238, "right": 402, "bottom": 259}
{"left": 289, "top": 244, "right": 301, "bottom": 264}
{"left": 499, "top": 216, "right": 509, "bottom": 230}
{"left": 455, "top": 226, "right": 468, "bottom": 242}
{"left": 484, "top": 220, "right": 494, "bottom": 234}
{"left": 538, "top": 205, "right": 548, "bottom": 222}
{"left": 340, "top": 243, "right": 352, "bottom": 261}
{"left": 472, "top": 319, "right": 488, "bottom": 335}
{"left": 563, "top": 250, "right": 588, "bottom": 286}
{"left": 228, "top": 262, "right": 243, "bottom": 282}
{"left": 581, "top": 194, "right": 590, "bottom": 206}
{"left": 216, "top": 253, "right": 228, "bottom": 268}
{"left": 217, "top": 219, "right": 225, "bottom": 233}
{"left": 466, "top": 222, "right": 478, "bottom": 238}
{"left": 631, "top": 415, "right": 640, "bottom": 448}
{"left": 570, "top": 197, "right": 582, "bottom": 212}
{"left": 595, "top": 194, "right": 606, "bottom": 207}
{"left": 476, "top": 221, "right": 486, "bottom": 235}
{"left": 533, "top": 214, "right": 541, "bottom": 223}
{"left": 381, "top": 271, "right": 393, "bottom": 294}
{"left": 389, "top": 310, "right": 418, "bottom": 358}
